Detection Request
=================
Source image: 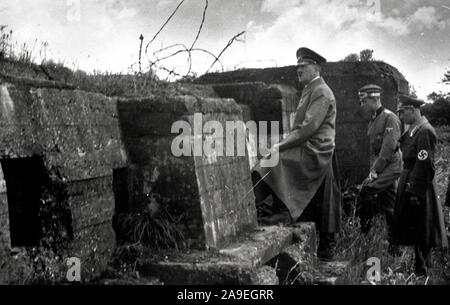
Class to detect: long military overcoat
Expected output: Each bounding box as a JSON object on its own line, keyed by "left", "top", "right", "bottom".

{"left": 252, "top": 77, "right": 340, "bottom": 233}
{"left": 392, "top": 117, "right": 448, "bottom": 248}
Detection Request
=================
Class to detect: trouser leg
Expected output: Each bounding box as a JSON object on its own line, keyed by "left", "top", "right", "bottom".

{"left": 357, "top": 187, "right": 378, "bottom": 234}
{"left": 385, "top": 206, "right": 401, "bottom": 256}
{"left": 378, "top": 185, "right": 396, "bottom": 243}
{"left": 298, "top": 180, "right": 336, "bottom": 260}
{"left": 414, "top": 245, "right": 432, "bottom": 276}
{"left": 359, "top": 202, "right": 374, "bottom": 234}
{"left": 252, "top": 172, "right": 291, "bottom": 224}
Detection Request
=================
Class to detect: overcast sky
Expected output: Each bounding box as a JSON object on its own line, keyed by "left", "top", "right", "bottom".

{"left": 1, "top": 0, "right": 449, "bottom": 99}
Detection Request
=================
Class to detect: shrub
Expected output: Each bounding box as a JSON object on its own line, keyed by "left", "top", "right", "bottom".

{"left": 115, "top": 194, "right": 185, "bottom": 250}
{"left": 422, "top": 93, "right": 450, "bottom": 126}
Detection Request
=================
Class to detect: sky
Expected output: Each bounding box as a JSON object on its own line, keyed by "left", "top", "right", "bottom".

{"left": 0, "top": 0, "right": 449, "bottom": 99}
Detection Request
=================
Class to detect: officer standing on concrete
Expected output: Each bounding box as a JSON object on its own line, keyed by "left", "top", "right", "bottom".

{"left": 393, "top": 95, "right": 448, "bottom": 276}
{"left": 252, "top": 47, "right": 341, "bottom": 261}
{"left": 357, "top": 85, "right": 402, "bottom": 250}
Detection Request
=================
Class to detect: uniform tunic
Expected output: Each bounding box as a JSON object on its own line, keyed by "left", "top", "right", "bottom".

{"left": 360, "top": 107, "right": 402, "bottom": 215}
{"left": 252, "top": 77, "right": 340, "bottom": 232}
{"left": 367, "top": 107, "right": 402, "bottom": 187}
{"left": 393, "top": 117, "right": 448, "bottom": 248}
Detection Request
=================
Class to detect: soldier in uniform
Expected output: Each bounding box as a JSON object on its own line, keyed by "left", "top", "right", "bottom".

{"left": 252, "top": 47, "right": 341, "bottom": 261}
{"left": 357, "top": 85, "right": 402, "bottom": 251}
{"left": 393, "top": 95, "right": 448, "bottom": 276}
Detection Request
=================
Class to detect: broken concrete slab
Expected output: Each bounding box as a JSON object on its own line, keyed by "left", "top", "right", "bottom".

{"left": 138, "top": 258, "right": 278, "bottom": 285}
{"left": 218, "top": 226, "right": 293, "bottom": 267}
{"left": 267, "top": 222, "right": 316, "bottom": 284}
{"left": 137, "top": 225, "right": 292, "bottom": 284}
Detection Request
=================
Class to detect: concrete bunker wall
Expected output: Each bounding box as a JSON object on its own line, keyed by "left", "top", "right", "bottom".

{"left": 0, "top": 68, "right": 260, "bottom": 281}
{"left": 197, "top": 62, "right": 409, "bottom": 184}
{"left": 209, "top": 82, "right": 299, "bottom": 169}
{"left": 0, "top": 75, "right": 127, "bottom": 277}
{"left": 117, "top": 95, "right": 257, "bottom": 249}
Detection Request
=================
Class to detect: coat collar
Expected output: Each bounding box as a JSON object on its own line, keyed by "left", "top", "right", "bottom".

{"left": 371, "top": 106, "right": 384, "bottom": 121}
{"left": 302, "top": 76, "right": 325, "bottom": 96}
{"left": 408, "top": 116, "right": 429, "bottom": 137}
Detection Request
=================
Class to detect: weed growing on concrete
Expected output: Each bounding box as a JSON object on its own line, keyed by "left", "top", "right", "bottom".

{"left": 116, "top": 194, "right": 186, "bottom": 250}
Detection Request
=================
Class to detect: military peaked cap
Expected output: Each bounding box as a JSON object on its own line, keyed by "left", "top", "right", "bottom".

{"left": 358, "top": 84, "right": 383, "bottom": 100}
{"left": 296, "top": 47, "right": 327, "bottom": 66}
{"left": 397, "top": 95, "right": 425, "bottom": 110}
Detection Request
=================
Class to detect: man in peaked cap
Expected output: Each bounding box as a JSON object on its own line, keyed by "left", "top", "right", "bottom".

{"left": 357, "top": 84, "right": 402, "bottom": 255}
{"left": 296, "top": 47, "right": 327, "bottom": 64}
{"left": 252, "top": 47, "right": 341, "bottom": 261}
{"left": 392, "top": 95, "right": 448, "bottom": 276}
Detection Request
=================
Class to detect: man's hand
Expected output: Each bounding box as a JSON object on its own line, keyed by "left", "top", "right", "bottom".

{"left": 262, "top": 143, "right": 280, "bottom": 158}
{"left": 271, "top": 143, "right": 280, "bottom": 153}
{"left": 368, "top": 170, "right": 378, "bottom": 182}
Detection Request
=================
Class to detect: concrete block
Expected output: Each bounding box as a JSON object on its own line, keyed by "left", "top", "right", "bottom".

{"left": 219, "top": 226, "right": 293, "bottom": 267}
{"left": 118, "top": 95, "right": 257, "bottom": 249}
{"left": 137, "top": 227, "right": 287, "bottom": 285}
{"left": 0, "top": 79, "right": 126, "bottom": 279}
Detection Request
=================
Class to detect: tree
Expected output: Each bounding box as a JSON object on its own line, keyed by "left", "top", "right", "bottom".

{"left": 409, "top": 85, "right": 418, "bottom": 98}
{"left": 342, "top": 53, "right": 359, "bottom": 62}
{"left": 341, "top": 49, "right": 374, "bottom": 62}
{"left": 443, "top": 67, "right": 450, "bottom": 84}
{"left": 359, "top": 49, "right": 374, "bottom": 62}
{"left": 422, "top": 92, "right": 450, "bottom": 126}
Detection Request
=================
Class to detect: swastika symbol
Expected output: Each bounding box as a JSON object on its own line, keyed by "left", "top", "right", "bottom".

{"left": 417, "top": 150, "right": 428, "bottom": 161}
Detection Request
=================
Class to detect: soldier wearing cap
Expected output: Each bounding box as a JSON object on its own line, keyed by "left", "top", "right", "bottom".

{"left": 357, "top": 84, "right": 402, "bottom": 252}
{"left": 392, "top": 95, "right": 448, "bottom": 276}
{"left": 252, "top": 47, "right": 341, "bottom": 261}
